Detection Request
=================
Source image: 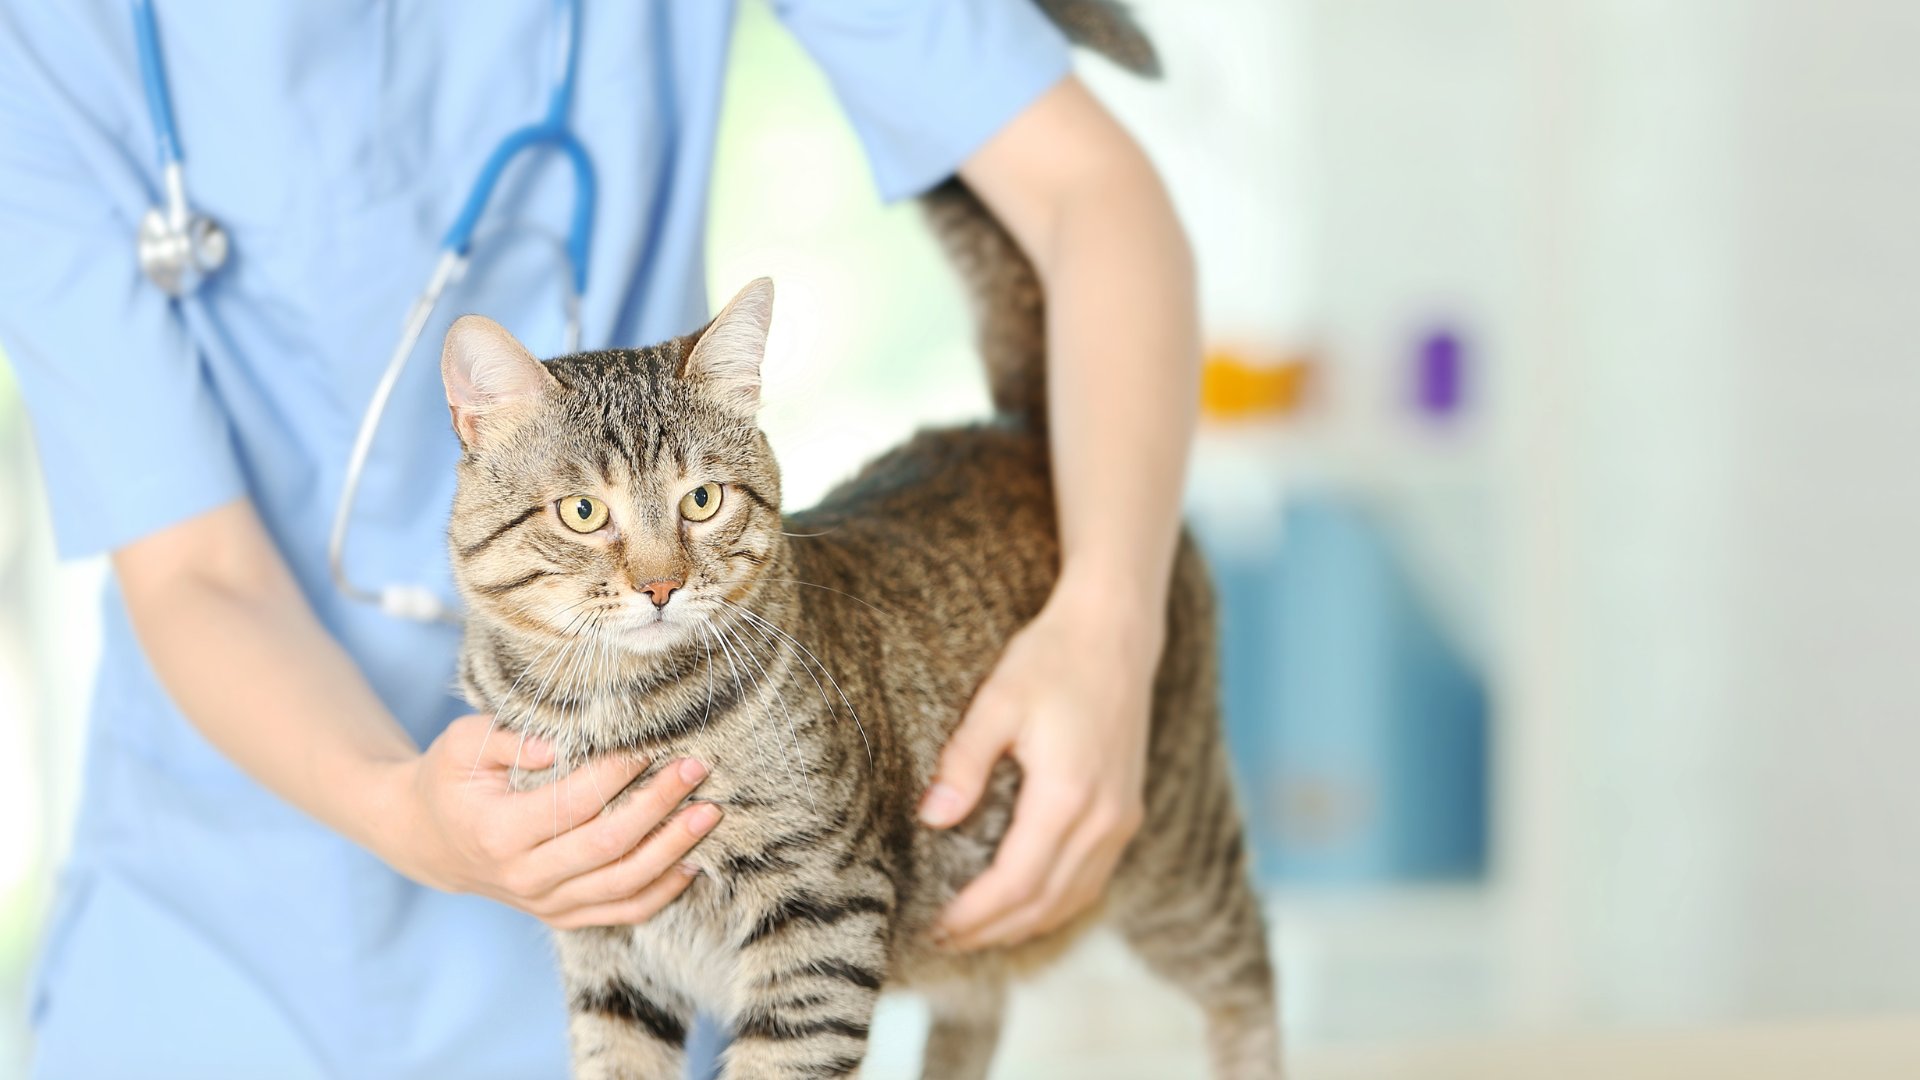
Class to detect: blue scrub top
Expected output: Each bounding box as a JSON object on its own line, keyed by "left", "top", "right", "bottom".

{"left": 0, "top": 2, "right": 1067, "bottom": 1076}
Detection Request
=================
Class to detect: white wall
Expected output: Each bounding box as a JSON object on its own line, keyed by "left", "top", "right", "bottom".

{"left": 1717, "top": 0, "right": 1920, "bottom": 1017}
{"left": 1272, "top": 0, "right": 1920, "bottom": 1032}
{"left": 1500, "top": 0, "right": 1920, "bottom": 1028}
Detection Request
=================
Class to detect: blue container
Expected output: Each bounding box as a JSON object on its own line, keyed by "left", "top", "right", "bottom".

{"left": 1196, "top": 493, "right": 1488, "bottom": 884}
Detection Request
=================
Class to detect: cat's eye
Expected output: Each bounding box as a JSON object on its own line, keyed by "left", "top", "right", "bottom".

{"left": 559, "top": 495, "right": 609, "bottom": 533}
{"left": 679, "top": 482, "right": 723, "bottom": 522}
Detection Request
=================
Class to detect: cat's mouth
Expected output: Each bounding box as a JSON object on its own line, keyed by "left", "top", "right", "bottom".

{"left": 609, "top": 603, "right": 696, "bottom": 653}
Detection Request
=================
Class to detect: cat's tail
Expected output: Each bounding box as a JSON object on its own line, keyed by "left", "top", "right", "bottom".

{"left": 919, "top": 0, "right": 1160, "bottom": 423}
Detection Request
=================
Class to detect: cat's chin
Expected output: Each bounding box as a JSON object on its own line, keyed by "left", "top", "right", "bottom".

{"left": 611, "top": 618, "right": 695, "bottom": 656}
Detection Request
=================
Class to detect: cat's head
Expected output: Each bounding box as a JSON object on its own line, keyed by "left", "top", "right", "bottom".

{"left": 441, "top": 278, "right": 783, "bottom": 656}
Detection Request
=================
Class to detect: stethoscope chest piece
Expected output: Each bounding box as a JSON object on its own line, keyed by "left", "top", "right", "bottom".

{"left": 137, "top": 199, "right": 230, "bottom": 299}
{"left": 131, "top": 0, "right": 230, "bottom": 299}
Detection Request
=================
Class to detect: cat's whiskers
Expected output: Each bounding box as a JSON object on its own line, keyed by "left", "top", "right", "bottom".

{"left": 580, "top": 752, "right": 609, "bottom": 838}
{"left": 698, "top": 625, "right": 718, "bottom": 733}
{"left": 572, "top": 609, "right": 618, "bottom": 747}
{"left": 711, "top": 614, "right": 806, "bottom": 800}
{"left": 505, "top": 609, "right": 598, "bottom": 790}
{"left": 502, "top": 602, "right": 598, "bottom": 714}
{"left": 510, "top": 608, "right": 601, "bottom": 792}
{"left": 710, "top": 576, "right": 893, "bottom": 619}
{"left": 711, "top": 616, "right": 790, "bottom": 783}
{"left": 544, "top": 610, "right": 611, "bottom": 836}
{"left": 506, "top": 617, "right": 584, "bottom": 738}
{"left": 509, "top": 728, "right": 531, "bottom": 795}
{"left": 558, "top": 612, "right": 618, "bottom": 830}
{"left": 715, "top": 598, "right": 865, "bottom": 777}
{"left": 471, "top": 600, "right": 597, "bottom": 784}
{"left": 718, "top": 608, "right": 816, "bottom": 806}
{"left": 728, "top": 607, "right": 838, "bottom": 754}
{"left": 707, "top": 617, "right": 785, "bottom": 788}
{"left": 717, "top": 597, "right": 873, "bottom": 773}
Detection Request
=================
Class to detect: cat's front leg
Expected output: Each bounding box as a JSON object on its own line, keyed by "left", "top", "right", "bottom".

{"left": 560, "top": 927, "right": 694, "bottom": 1079}
{"left": 720, "top": 880, "right": 895, "bottom": 1079}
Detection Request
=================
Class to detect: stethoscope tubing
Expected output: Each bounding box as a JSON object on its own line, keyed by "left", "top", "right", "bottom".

{"left": 134, "top": 0, "right": 595, "bottom": 624}
{"left": 444, "top": 123, "right": 597, "bottom": 295}
{"left": 326, "top": 250, "right": 469, "bottom": 623}
{"left": 130, "top": 0, "right": 181, "bottom": 167}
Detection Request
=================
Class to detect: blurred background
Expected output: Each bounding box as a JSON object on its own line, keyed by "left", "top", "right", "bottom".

{"left": 6, "top": 0, "right": 1920, "bottom": 1075}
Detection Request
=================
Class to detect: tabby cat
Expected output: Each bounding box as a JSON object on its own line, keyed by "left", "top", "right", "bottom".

{"left": 441, "top": 5, "right": 1279, "bottom": 1077}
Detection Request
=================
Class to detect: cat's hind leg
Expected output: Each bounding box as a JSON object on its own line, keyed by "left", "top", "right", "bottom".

{"left": 918, "top": 976, "right": 1008, "bottom": 1080}
{"left": 1112, "top": 822, "right": 1279, "bottom": 1076}
{"left": 1109, "top": 742, "right": 1282, "bottom": 1078}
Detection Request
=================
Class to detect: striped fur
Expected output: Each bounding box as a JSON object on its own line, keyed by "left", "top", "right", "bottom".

{"left": 444, "top": 4, "right": 1279, "bottom": 1077}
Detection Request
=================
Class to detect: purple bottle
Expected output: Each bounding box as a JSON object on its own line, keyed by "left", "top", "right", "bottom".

{"left": 1415, "top": 327, "right": 1466, "bottom": 420}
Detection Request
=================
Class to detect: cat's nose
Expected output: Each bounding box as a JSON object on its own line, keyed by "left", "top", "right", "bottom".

{"left": 639, "top": 579, "right": 682, "bottom": 608}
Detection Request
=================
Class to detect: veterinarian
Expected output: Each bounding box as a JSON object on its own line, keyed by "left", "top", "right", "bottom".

{"left": 0, "top": 1, "right": 1195, "bottom": 1076}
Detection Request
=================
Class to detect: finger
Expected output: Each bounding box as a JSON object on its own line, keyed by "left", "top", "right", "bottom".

{"left": 502, "top": 751, "right": 657, "bottom": 845}
{"left": 514, "top": 732, "right": 556, "bottom": 772}
{"left": 991, "top": 793, "right": 1141, "bottom": 947}
{"left": 448, "top": 714, "right": 556, "bottom": 774}
{"left": 1031, "top": 838, "right": 1126, "bottom": 938}
{"left": 539, "top": 802, "right": 722, "bottom": 909}
{"left": 544, "top": 863, "right": 700, "bottom": 931}
{"left": 960, "top": 827, "right": 1123, "bottom": 950}
{"left": 919, "top": 694, "right": 1017, "bottom": 828}
{"left": 950, "top": 814, "right": 1106, "bottom": 950}
{"left": 519, "top": 758, "right": 709, "bottom": 882}
{"left": 935, "top": 780, "right": 1087, "bottom": 939}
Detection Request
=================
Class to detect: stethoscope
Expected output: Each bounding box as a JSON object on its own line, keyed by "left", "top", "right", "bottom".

{"left": 131, "top": 0, "right": 596, "bottom": 625}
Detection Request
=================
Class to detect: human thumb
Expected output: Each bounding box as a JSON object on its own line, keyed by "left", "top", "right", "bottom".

{"left": 919, "top": 698, "right": 1013, "bottom": 828}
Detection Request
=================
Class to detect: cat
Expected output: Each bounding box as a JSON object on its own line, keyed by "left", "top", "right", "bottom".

{"left": 440, "top": 5, "right": 1280, "bottom": 1078}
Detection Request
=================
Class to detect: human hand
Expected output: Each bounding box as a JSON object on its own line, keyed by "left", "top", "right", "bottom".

{"left": 918, "top": 585, "right": 1160, "bottom": 951}
{"left": 373, "top": 714, "right": 721, "bottom": 929}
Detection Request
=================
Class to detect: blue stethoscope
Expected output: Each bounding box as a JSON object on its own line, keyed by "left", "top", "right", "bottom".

{"left": 131, "top": 0, "right": 596, "bottom": 624}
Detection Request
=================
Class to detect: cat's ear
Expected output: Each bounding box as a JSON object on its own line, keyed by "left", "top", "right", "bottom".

{"left": 441, "top": 315, "right": 557, "bottom": 448}
{"left": 683, "top": 277, "right": 773, "bottom": 415}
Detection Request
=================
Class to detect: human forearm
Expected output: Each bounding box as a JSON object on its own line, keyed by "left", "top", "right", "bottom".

{"left": 1038, "top": 156, "right": 1196, "bottom": 640}
{"left": 929, "top": 78, "right": 1198, "bottom": 948}
{"left": 963, "top": 77, "right": 1199, "bottom": 649}
{"left": 114, "top": 498, "right": 719, "bottom": 925}
{"left": 114, "top": 499, "right": 418, "bottom": 854}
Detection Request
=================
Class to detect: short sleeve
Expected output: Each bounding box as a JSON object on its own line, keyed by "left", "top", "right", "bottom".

{"left": 772, "top": 0, "right": 1072, "bottom": 201}
{"left": 0, "top": 17, "right": 246, "bottom": 558}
